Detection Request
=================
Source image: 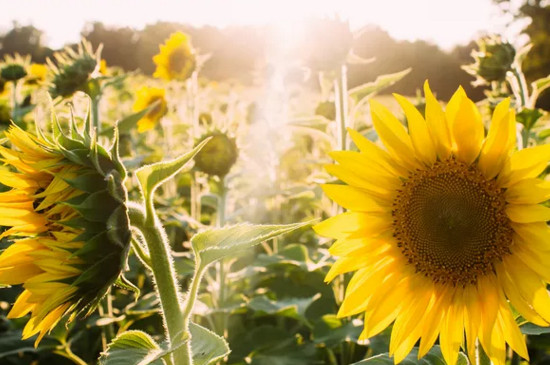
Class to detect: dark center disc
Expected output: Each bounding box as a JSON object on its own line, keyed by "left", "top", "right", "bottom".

{"left": 392, "top": 157, "right": 513, "bottom": 286}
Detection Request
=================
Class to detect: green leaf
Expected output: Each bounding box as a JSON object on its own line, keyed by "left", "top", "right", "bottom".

{"left": 136, "top": 139, "right": 210, "bottom": 203}
{"left": 101, "top": 100, "right": 161, "bottom": 136}
{"left": 312, "top": 315, "right": 363, "bottom": 346}
{"left": 351, "top": 345, "right": 469, "bottom": 365}
{"left": 531, "top": 75, "right": 550, "bottom": 102}
{"left": 248, "top": 294, "right": 320, "bottom": 324}
{"left": 520, "top": 323, "right": 550, "bottom": 335}
{"left": 98, "top": 330, "right": 165, "bottom": 365}
{"left": 516, "top": 108, "right": 544, "bottom": 131}
{"left": 190, "top": 322, "right": 230, "bottom": 365}
{"left": 349, "top": 68, "right": 411, "bottom": 105}
{"left": 191, "top": 221, "right": 314, "bottom": 267}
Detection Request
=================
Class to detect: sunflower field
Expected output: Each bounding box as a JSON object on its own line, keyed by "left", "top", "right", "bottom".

{"left": 0, "top": 13, "right": 550, "bottom": 365}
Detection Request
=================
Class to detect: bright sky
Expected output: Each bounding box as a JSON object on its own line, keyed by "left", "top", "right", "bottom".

{"left": 0, "top": 0, "right": 518, "bottom": 50}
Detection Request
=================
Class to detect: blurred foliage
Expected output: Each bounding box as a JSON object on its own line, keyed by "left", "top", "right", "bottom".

{"left": 1, "top": 20, "right": 486, "bottom": 99}
{"left": 494, "top": 0, "right": 550, "bottom": 109}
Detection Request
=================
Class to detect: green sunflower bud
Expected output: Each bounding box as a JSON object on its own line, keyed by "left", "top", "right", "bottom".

{"left": 0, "top": 106, "right": 131, "bottom": 346}
{"left": 194, "top": 131, "right": 238, "bottom": 177}
{"left": 463, "top": 36, "right": 516, "bottom": 84}
{"left": 48, "top": 39, "right": 100, "bottom": 98}
{"left": 0, "top": 64, "right": 27, "bottom": 82}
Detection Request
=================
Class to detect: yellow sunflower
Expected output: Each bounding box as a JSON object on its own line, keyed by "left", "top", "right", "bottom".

{"left": 133, "top": 86, "right": 168, "bottom": 132}
{"left": 153, "top": 32, "right": 196, "bottom": 81}
{"left": 315, "top": 81, "right": 550, "bottom": 365}
{"left": 26, "top": 63, "right": 48, "bottom": 85}
{"left": 0, "top": 122, "right": 131, "bottom": 346}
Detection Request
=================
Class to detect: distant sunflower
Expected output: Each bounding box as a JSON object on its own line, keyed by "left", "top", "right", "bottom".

{"left": 133, "top": 86, "right": 168, "bottom": 132}
{"left": 315, "top": 81, "right": 550, "bottom": 365}
{"left": 0, "top": 121, "right": 131, "bottom": 346}
{"left": 153, "top": 32, "right": 196, "bottom": 81}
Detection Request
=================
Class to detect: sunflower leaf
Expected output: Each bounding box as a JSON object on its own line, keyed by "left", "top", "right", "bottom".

{"left": 98, "top": 330, "right": 165, "bottom": 365}
{"left": 136, "top": 139, "right": 209, "bottom": 204}
{"left": 351, "top": 346, "right": 469, "bottom": 365}
{"left": 190, "top": 322, "right": 230, "bottom": 365}
{"left": 191, "top": 221, "right": 314, "bottom": 267}
{"left": 348, "top": 68, "right": 411, "bottom": 105}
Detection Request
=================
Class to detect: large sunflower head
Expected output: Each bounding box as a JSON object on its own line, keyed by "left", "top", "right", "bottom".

{"left": 315, "top": 81, "right": 550, "bottom": 365}
{"left": 0, "top": 111, "right": 131, "bottom": 346}
{"left": 132, "top": 86, "right": 168, "bottom": 133}
{"left": 153, "top": 31, "right": 196, "bottom": 81}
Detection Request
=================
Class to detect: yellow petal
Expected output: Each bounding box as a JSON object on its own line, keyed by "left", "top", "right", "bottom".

{"left": 370, "top": 99, "right": 420, "bottom": 170}
{"left": 498, "top": 304, "right": 529, "bottom": 361}
{"left": 393, "top": 93, "right": 437, "bottom": 165}
{"left": 504, "top": 256, "right": 550, "bottom": 322}
{"left": 512, "top": 222, "right": 550, "bottom": 252}
{"left": 7, "top": 290, "right": 34, "bottom": 318}
{"left": 321, "top": 184, "right": 387, "bottom": 212}
{"left": 507, "top": 204, "right": 550, "bottom": 223}
{"left": 450, "top": 94, "right": 484, "bottom": 165}
{"left": 478, "top": 99, "right": 515, "bottom": 179}
{"left": 347, "top": 128, "right": 408, "bottom": 177}
{"left": 498, "top": 145, "right": 550, "bottom": 187}
{"left": 439, "top": 290, "right": 464, "bottom": 365}
{"left": 497, "top": 261, "right": 549, "bottom": 326}
{"left": 324, "top": 164, "right": 393, "bottom": 197}
{"left": 506, "top": 178, "right": 550, "bottom": 204}
{"left": 314, "top": 211, "right": 388, "bottom": 239}
{"left": 423, "top": 81, "right": 452, "bottom": 159}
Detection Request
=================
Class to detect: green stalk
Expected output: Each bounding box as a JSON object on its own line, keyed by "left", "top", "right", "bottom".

{"left": 215, "top": 178, "right": 228, "bottom": 336}
{"left": 11, "top": 80, "right": 18, "bottom": 124}
{"left": 91, "top": 95, "right": 101, "bottom": 134}
{"left": 129, "top": 202, "right": 191, "bottom": 364}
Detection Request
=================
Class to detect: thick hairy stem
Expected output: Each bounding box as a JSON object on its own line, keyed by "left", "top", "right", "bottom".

{"left": 130, "top": 200, "right": 191, "bottom": 364}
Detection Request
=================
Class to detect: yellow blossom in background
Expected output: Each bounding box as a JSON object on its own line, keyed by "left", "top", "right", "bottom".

{"left": 153, "top": 32, "right": 196, "bottom": 81}
{"left": 133, "top": 86, "right": 168, "bottom": 132}
{"left": 26, "top": 63, "right": 48, "bottom": 84}
{"left": 315, "top": 81, "right": 550, "bottom": 365}
{"left": 99, "top": 59, "right": 108, "bottom": 75}
{"left": 0, "top": 122, "right": 131, "bottom": 346}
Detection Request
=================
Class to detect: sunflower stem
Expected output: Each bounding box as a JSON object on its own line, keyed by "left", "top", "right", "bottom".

{"left": 91, "top": 95, "right": 101, "bottom": 134}
{"left": 10, "top": 80, "right": 18, "bottom": 125}
{"left": 334, "top": 65, "right": 349, "bottom": 151}
{"left": 214, "top": 177, "right": 229, "bottom": 337}
{"left": 132, "top": 199, "right": 191, "bottom": 365}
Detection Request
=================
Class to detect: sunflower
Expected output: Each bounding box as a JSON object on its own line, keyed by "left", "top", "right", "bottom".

{"left": 315, "top": 81, "right": 550, "bottom": 365}
{"left": 25, "top": 63, "right": 48, "bottom": 85}
{"left": 153, "top": 32, "right": 196, "bottom": 81}
{"left": 133, "top": 86, "right": 168, "bottom": 132}
{"left": 0, "top": 120, "right": 131, "bottom": 346}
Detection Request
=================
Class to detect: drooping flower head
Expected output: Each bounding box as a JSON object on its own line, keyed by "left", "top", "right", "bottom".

{"left": 315, "top": 81, "right": 550, "bottom": 365}
{"left": 194, "top": 130, "right": 238, "bottom": 177}
{"left": 0, "top": 108, "right": 131, "bottom": 346}
{"left": 132, "top": 86, "right": 168, "bottom": 133}
{"left": 153, "top": 32, "right": 196, "bottom": 81}
{"left": 463, "top": 35, "right": 516, "bottom": 86}
{"left": 48, "top": 39, "right": 100, "bottom": 98}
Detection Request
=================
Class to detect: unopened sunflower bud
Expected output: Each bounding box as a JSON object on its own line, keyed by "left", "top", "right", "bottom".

{"left": 1, "top": 64, "right": 27, "bottom": 82}
{"left": 464, "top": 36, "right": 516, "bottom": 84}
{"left": 194, "top": 131, "right": 238, "bottom": 177}
{"left": 0, "top": 113, "right": 131, "bottom": 346}
{"left": 48, "top": 40, "right": 99, "bottom": 98}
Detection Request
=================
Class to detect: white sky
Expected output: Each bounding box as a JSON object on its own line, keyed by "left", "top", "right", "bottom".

{"left": 0, "top": 0, "right": 520, "bottom": 50}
